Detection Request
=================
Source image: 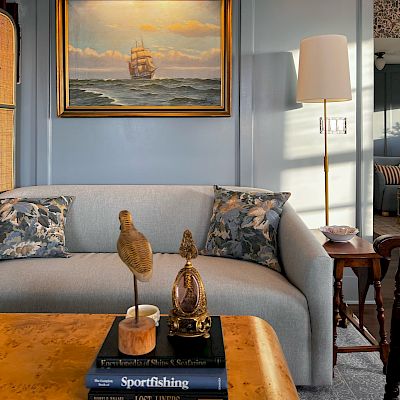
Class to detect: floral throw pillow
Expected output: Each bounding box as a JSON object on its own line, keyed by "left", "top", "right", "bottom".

{"left": 0, "top": 197, "right": 74, "bottom": 260}
{"left": 202, "top": 186, "right": 291, "bottom": 272}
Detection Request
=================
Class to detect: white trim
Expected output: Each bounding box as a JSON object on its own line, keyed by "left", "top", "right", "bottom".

{"left": 35, "top": 0, "right": 51, "bottom": 184}
{"left": 356, "top": 0, "right": 374, "bottom": 240}
{"left": 239, "top": 0, "right": 255, "bottom": 186}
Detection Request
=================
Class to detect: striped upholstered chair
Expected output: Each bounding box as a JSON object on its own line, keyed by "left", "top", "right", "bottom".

{"left": 374, "top": 156, "right": 400, "bottom": 214}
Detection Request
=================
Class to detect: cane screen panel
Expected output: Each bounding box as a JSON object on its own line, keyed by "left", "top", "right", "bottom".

{"left": 0, "top": 109, "right": 14, "bottom": 192}
{"left": 0, "top": 10, "right": 16, "bottom": 192}
{"left": 0, "top": 11, "right": 16, "bottom": 106}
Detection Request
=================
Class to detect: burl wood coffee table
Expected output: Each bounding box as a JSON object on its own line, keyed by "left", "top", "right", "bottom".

{"left": 0, "top": 314, "right": 298, "bottom": 400}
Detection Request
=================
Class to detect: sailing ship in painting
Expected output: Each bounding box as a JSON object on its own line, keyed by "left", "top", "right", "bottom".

{"left": 128, "top": 40, "right": 156, "bottom": 79}
{"left": 69, "top": 38, "right": 221, "bottom": 106}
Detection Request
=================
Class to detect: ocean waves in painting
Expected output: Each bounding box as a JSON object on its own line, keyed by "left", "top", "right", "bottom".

{"left": 69, "top": 78, "right": 221, "bottom": 106}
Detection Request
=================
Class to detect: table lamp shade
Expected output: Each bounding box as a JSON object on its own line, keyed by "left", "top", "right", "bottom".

{"left": 297, "top": 35, "right": 352, "bottom": 103}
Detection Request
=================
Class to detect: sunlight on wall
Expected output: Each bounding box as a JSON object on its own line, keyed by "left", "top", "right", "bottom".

{"left": 279, "top": 44, "right": 357, "bottom": 228}
{"left": 356, "top": 35, "right": 374, "bottom": 241}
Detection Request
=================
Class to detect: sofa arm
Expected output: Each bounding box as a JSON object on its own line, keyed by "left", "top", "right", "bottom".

{"left": 374, "top": 170, "right": 386, "bottom": 211}
{"left": 278, "top": 203, "right": 333, "bottom": 385}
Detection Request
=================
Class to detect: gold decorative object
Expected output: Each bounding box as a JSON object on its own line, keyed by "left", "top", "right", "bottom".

{"left": 0, "top": 9, "right": 16, "bottom": 192}
{"left": 168, "top": 230, "right": 211, "bottom": 338}
{"left": 117, "top": 210, "right": 155, "bottom": 355}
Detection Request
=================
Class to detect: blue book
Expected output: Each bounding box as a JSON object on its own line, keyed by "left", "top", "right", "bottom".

{"left": 85, "top": 361, "right": 227, "bottom": 391}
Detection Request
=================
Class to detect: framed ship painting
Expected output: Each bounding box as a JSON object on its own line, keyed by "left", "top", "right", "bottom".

{"left": 56, "top": 0, "right": 232, "bottom": 117}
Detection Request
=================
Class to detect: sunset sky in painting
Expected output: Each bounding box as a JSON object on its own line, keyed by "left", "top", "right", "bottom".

{"left": 68, "top": 0, "right": 222, "bottom": 79}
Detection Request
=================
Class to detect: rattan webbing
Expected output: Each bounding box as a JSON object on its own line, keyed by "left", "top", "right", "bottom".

{"left": 0, "top": 10, "right": 16, "bottom": 192}
{"left": 0, "top": 109, "right": 14, "bottom": 191}
{"left": 0, "top": 12, "right": 16, "bottom": 106}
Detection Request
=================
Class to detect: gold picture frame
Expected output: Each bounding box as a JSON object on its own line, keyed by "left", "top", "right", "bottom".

{"left": 56, "top": 0, "right": 232, "bottom": 117}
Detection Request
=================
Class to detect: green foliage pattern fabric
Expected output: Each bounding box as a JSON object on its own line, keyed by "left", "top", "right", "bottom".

{"left": 202, "top": 186, "right": 290, "bottom": 272}
{"left": 0, "top": 197, "right": 73, "bottom": 260}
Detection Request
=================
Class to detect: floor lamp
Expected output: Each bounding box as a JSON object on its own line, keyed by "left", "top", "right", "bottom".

{"left": 297, "top": 35, "right": 352, "bottom": 226}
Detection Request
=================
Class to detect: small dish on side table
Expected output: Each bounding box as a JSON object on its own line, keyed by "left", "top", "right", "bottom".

{"left": 319, "top": 225, "right": 359, "bottom": 242}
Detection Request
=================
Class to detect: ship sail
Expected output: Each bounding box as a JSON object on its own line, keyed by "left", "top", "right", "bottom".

{"left": 128, "top": 40, "right": 156, "bottom": 79}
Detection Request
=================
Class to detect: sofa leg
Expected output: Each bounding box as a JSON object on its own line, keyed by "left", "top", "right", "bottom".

{"left": 382, "top": 211, "right": 390, "bottom": 217}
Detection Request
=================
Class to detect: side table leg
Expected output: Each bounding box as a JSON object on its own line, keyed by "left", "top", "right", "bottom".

{"left": 372, "top": 259, "right": 389, "bottom": 367}
{"left": 338, "top": 285, "right": 348, "bottom": 328}
{"left": 356, "top": 267, "right": 370, "bottom": 330}
{"left": 333, "top": 260, "right": 344, "bottom": 367}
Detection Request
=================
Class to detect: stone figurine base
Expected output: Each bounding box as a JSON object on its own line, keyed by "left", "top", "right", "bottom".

{"left": 118, "top": 316, "right": 156, "bottom": 355}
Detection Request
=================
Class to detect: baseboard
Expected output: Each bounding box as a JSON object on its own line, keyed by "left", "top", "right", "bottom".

{"left": 346, "top": 300, "right": 375, "bottom": 305}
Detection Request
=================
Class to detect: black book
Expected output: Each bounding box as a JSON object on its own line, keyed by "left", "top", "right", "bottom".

{"left": 96, "top": 316, "right": 225, "bottom": 368}
{"left": 88, "top": 388, "right": 228, "bottom": 400}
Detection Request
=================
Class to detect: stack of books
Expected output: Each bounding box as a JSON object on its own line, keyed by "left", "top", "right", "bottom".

{"left": 86, "top": 316, "right": 228, "bottom": 400}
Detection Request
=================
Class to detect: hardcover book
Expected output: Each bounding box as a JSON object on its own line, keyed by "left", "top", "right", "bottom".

{"left": 85, "top": 362, "right": 227, "bottom": 391}
{"left": 96, "top": 316, "right": 225, "bottom": 368}
{"left": 88, "top": 388, "right": 229, "bottom": 400}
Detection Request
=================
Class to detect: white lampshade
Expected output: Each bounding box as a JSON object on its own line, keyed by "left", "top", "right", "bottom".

{"left": 297, "top": 34, "right": 352, "bottom": 103}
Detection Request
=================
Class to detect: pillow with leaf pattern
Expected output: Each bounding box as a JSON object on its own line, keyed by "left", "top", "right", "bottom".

{"left": 202, "top": 186, "right": 290, "bottom": 272}
{"left": 0, "top": 197, "right": 74, "bottom": 260}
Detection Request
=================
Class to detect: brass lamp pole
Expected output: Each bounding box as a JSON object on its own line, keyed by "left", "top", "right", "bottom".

{"left": 324, "top": 99, "right": 329, "bottom": 226}
{"left": 297, "top": 35, "right": 352, "bottom": 226}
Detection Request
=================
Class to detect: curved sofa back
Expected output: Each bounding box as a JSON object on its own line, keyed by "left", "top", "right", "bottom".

{"left": 0, "top": 185, "right": 217, "bottom": 253}
{"left": 374, "top": 156, "right": 400, "bottom": 166}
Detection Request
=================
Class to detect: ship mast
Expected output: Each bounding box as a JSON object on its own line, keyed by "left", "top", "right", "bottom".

{"left": 128, "top": 39, "right": 156, "bottom": 79}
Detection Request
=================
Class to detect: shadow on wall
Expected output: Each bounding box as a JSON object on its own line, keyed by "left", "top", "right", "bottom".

{"left": 253, "top": 52, "right": 302, "bottom": 192}
{"left": 254, "top": 52, "right": 301, "bottom": 112}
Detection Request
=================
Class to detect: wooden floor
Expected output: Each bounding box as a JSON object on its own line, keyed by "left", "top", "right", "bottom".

{"left": 374, "top": 214, "right": 400, "bottom": 236}
{"left": 347, "top": 215, "right": 398, "bottom": 341}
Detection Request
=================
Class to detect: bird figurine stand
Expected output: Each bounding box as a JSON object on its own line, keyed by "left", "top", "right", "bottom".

{"left": 117, "top": 210, "right": 156, "bottom": 355}
{"left": 168, "top": 230, "right": 211, "bottom": 338}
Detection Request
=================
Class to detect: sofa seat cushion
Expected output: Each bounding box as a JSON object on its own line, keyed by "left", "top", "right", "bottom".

{"left": 0, "top": 253, "right": 311, "bottom": 375}
{"left": 381, "top": 184, "right": 400, "bottom": 213}
{"left": 0, "top": 252, "right": 307, "bottom": 313}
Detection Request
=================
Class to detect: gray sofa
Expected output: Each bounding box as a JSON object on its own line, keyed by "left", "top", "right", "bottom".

{"left": 0, "top": 185, "right": 333, "bottom": 386}
{"left": 374, "top": 156, "right": 400, "bottom": 213}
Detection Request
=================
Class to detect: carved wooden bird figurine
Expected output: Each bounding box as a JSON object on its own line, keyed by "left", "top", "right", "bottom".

{"left": 117, "top": 210, "right": 153, "bottom": 282}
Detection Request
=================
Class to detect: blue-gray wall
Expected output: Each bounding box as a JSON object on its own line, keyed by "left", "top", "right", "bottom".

{"left": 16, "top": 0, "right": 241, "bottom": 187}
{"left": 240, "top": 0, "right": 373, "bottom": 236}
{"left": 239, "top": 0, "right": 374, "bottom": 301}
{"left": 15, "top": 0, "right": 374, "bottom": 301}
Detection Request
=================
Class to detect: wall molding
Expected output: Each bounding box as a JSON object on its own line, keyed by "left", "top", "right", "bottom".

{"left": 239, "top": 0, "right": 254, "bottom": 187}
{"left": 35, "top": 0, "right": 51, "bottom": 184}
{"left": 356, "top": 0, "right": 374, "bottom": 240}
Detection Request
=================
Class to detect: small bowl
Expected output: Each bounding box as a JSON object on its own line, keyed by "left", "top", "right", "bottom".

{"left": 126, "top": 304, "right": 160, "bottom": 327}
{"left": 319, "top": 225, "right": 359, "bottom": 242}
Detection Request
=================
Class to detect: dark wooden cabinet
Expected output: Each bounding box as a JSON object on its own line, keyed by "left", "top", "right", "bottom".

{"left": 375, "top": 65, "right": 400, "bottom": 157}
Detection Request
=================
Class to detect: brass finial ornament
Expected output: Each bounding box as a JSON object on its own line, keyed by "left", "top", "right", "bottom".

{"left": 168, "top": 230, "right": 211, "bottom": 338}
{"left": 117, "top": 210, "right": 155, "bottom": 355}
